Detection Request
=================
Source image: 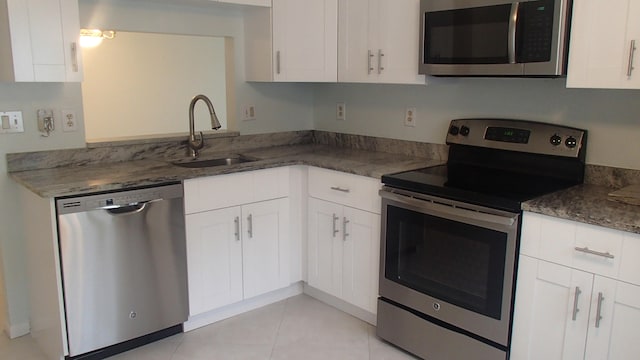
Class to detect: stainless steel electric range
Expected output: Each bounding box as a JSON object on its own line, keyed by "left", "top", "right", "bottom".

{"left": 377, "top": 118, "right": 587, "bottom": 360}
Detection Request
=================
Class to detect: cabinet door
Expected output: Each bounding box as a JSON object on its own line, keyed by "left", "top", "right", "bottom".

{"left": 511, "top": 255, "right": 593, "bottom": 360}
{"left": 338, "top": 0, "right": 374, "bottom": 82}
{"left": 585, "top": 277, "right": 640, "bottom": 360}
{"left": 341, "top": 206, "right": 380, "bottom": 313}
{"left": 307, "top": 197, "right": 343, "bottom": 297}
{"left": 375, "top": 0, "right": 424, "bottom": 84}
{"left": 242, "top": 198, "right": 290, "bottom": 299}
{"left": 567, "top": 0, "right": 640, "bottom": 89}
{"left": 186, "top": 206, "right": 243, "bottom": 316}
{"left": 3, "top": 0, "right": 82, "bottom": 82}
{"left": 272, "top": 0, "right": 338, "bottom": 82}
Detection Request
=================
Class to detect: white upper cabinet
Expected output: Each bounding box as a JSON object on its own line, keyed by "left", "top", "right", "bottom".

{"left": 567, "top": 0, "right": 640, "bottom": 89}
{"left": 0, "top": 0, "right": 83, "bottom": 82}
{"left": 245, "top": 0, "right": 338, "bottom": 82}
{"left": 338, "top": 0, "right": 425, "bottom": 84}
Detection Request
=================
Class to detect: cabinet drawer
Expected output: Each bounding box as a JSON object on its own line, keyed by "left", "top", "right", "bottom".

{"left": 184, "top": 167, "right": 289, "bottom": 214}
{"left": 521, "top": 212, "right": 623, "bottom": 279}
{"left": 308, "top": 167, "right": 381, "bottom": 214}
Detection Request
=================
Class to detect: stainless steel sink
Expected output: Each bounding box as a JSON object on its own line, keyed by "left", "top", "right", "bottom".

{"left": 171, "top": 154, "right": 256, "bottom": 168}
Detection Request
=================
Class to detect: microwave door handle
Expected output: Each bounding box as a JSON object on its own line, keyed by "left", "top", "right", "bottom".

{"left": 508, "top": 2, "right": 520, "bottom": 64}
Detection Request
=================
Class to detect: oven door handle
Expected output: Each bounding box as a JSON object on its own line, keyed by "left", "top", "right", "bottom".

{"left": 380, "top": 190, "right": 517, "bottom": 228}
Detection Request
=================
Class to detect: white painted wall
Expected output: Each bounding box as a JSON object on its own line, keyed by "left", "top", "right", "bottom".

{"left": 0, "top": 83, "right": 86, "bottom": 337}
{"left": 82, "top": 32, "right": 228, "bottom": 141}
{"left": 313, "top": 78, "right": 640, "bottom": 170}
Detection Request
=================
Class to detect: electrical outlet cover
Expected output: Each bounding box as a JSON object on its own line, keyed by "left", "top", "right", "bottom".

{"left": 404, "top": 107, "right": 417, "bottom": 127}
{"left": 62, "top": 109, "right": 77, "bottom": 132}
{"left": 336, "top": 103, "right": 346, "bottom": 121}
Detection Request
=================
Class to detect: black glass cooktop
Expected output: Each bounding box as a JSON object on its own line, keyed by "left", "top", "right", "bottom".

{"left": 382, "top": 164, "right": 580, "bottom": 213}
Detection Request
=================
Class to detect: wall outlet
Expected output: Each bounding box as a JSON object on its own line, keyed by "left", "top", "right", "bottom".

{"left": 37, "top": 109, "right": 55, "bottom": 136}
{"left": 62, "top": 109, "right": 77, "bottom": 132}
{"left": 404, "top": 107, "right": 417, "bottom": 127}
{"left": 241, "top": 105, "right": 256, "bottom": 121}
{"left": 336, "top": 103, "right": 346, "bottom": 121}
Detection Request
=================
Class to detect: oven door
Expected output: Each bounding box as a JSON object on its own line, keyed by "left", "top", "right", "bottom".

{"left": 379, "top": 188, "right": 519, "bottom": 347}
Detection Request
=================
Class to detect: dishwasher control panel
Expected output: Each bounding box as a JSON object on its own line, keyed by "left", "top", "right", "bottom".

{"left": 56, "top": 183, "right": 183, "bottom": 215}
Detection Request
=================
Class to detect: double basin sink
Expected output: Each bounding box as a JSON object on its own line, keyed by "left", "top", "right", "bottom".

{"left": 171, "top": 154, "right": 257, "bottom": 168}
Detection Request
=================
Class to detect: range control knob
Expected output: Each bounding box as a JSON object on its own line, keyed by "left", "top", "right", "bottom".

{"left": 449, "top": 125, "right": 460, "bottom": 135}
{"left": 550, "top": 134, "right": 562, "bottom": 146}
{"left": 565, "top": 136, "right": 578, "bottom": 149}
{"left": 459, "top": 125, "right": 470, "bottom": 136}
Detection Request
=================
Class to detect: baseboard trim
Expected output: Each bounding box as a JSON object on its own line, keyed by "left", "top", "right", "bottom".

{"left": 303, "top": 284, "right": 377, "bottom": 325}
{"left": 183, "top": 282, "right": 303, "bottom": 332}
{"left": 4, "top": 320, "right": 30, "bottom": 339}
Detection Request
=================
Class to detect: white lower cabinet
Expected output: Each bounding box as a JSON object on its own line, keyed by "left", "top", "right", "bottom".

{"left": 187, "top": 197, "right": 290, "bottom": 316}
{"left": 184, "top": 168, "right": 291, "bottom": 317}
{"left": 512, "top": 212, "right": 640, "bottom": 360}
{"left": 306, "top": 167, "right": 381, "bottom": 315}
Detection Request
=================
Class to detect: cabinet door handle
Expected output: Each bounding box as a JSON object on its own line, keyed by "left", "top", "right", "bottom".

{"left": 595, "top": 292, "right": 605, "bottom": 328}
{"left": 368, "top": 50, "right": 374, "bottom": 74}
{"left": 377, "top": 49, "right": 385, "bottom": 74}
{"left": 332, "top": 213, "right": 339, "bottom": 238}
{"left": 330, "top": 186, "right": 350, "bottom": 193}
{"left": 571, "top": 286, "right": 582, "bottom": 321}
{"left": 247, "top": 214, "right": 253, "bottom": 238}
{"left": 343, "top": 217, "right": 350, "bottom": 241}
{"left": 234, "top": 216, "right": 240, "bottom": 241}
{"left": 627, "top": 40, "right": 637, "bottom": 77}
{"left": 70, "top": 42, "right": 79, "bottom": 72}
{"left": 276, "top": 50, "right": 281, "bottom": 75}
{"left": 574, "top": 246, "right": 615, "bottom": 259}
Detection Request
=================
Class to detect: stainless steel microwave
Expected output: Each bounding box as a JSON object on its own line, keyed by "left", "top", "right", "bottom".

{"left": 419, "top": 0, "right": 572, "bottom": 77}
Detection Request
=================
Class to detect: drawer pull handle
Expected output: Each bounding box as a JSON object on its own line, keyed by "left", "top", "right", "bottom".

{"left": 330, "top": 186, "right": 350, "bottom": 193}
{"left": 571, "top": 286, "right": 582, "bottom": 321}
{"left": 595, "top": 292, "right": 605, "bottom": 328}
{"left": 574, "top": 246, "right": 614, "bottom": 259}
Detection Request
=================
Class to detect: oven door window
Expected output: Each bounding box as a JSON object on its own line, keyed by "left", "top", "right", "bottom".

{"left": 424, "top": 4, "right": 511, "bottom": 64}
{"left": 384, "top": 205, "right": 507, "bottom": 320}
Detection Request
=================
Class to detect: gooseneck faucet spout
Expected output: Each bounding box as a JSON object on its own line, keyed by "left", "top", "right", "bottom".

{"left": 188, "top": 94, "right": 222, "bottom": 158}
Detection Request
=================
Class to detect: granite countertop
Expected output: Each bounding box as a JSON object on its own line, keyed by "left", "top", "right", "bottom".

{"left": 9, "top": 134, "right": 640, "bottom": 235}
{"left": 10, "top": 144, "right": 441, "bottom": 198}
{"left": 523, "top": 184, "right": 640, "bottom": 235}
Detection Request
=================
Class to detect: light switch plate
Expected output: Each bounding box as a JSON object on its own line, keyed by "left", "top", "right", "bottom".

{"left": 0, "top": 111, "right": 24, "bottom": 133}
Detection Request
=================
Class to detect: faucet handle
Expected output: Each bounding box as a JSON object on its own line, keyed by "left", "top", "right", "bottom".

{"left": 189, "top": 131, "right": 205, "bottom": 150}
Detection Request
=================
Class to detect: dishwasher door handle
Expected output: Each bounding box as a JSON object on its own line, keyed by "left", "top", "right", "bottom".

{"left": 103, "top": 199, "right": 162, "bottom": 215}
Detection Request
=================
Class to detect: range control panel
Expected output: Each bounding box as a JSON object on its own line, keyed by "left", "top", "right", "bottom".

{"left": 446, "top": 118, "right": 586, "bottom": 159}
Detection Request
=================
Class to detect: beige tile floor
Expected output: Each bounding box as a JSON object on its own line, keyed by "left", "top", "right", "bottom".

{"left": 1, "top": 295, "right": 418, "bottom": 360}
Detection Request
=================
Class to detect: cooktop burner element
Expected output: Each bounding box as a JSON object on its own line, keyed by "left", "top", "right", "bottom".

{"left": 382, "top": 119, "right": 587, "bottom": 212}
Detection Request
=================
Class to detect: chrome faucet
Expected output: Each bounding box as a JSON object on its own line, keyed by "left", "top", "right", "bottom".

{"left": 188, "top": 94, "right": 222, "bottom": 158}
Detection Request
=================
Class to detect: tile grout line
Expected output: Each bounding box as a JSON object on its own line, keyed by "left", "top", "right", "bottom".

{"left": 268, "top": 296, "right": 290, "bottom": 360}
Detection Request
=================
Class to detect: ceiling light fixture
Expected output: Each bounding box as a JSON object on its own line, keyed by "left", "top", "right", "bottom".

{"left": 79, "top": 29, "right": 116, "bottom": 48}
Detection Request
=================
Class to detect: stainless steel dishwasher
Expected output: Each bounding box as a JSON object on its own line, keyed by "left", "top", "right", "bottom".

{"left": 56, "top": 183, "right": 188, "bottom": 359}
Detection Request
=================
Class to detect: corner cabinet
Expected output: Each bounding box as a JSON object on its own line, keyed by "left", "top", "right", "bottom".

{"left": 245, "top": 0, "right": 338, "bottom": 82}
{"left": 511, "top": 212, "right": 640, "bottom": 360}
{"left": 0, "top": 0, "right": 83, "bottom": 82}
{"left": 184, "top": 167, "right": 291, "bottom": 317}
{"left": 338, "top": 0, "right": 425, "bottom": 84}
{"left": 566, "top": 0, "right": 640, "bottom": 89}
{"left": 307, "top": 167, "right": 381, "bottom": 314}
